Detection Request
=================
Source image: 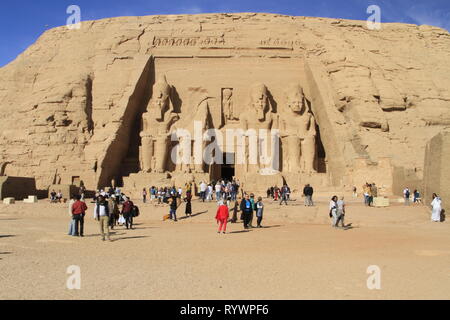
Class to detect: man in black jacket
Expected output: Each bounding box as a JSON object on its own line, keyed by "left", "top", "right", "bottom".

{"left": 303, "top": 184, "right": 314, "bottom": 206}
{"left": 240, "top": 194, "right": 253, "bottom": 229}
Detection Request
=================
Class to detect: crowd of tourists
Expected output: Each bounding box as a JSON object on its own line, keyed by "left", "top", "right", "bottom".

{"left": 68, "top": 188, "right": 140, "bottom": 241}
{"left": 64, "top": 176, "right": 445, "bottom": 239}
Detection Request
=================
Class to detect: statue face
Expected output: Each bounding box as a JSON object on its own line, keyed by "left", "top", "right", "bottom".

{"left": 251, "top": 84, "right": 269, "bottom": 120}
{"left": 287, "top": 87, "right": 306, "bottom": 114}
{"left": 150, "top": 80, "right": 171, "bottom": 119}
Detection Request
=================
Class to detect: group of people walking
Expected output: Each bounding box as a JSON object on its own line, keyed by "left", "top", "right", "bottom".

{"left": 68, "top": 191, "right": 139, "bottom": 241}
{"left": 215, "top": 193, "right": 265, "bottom": 234}
{"left": 199, "top": 180, "right": 241, "bottom": 203}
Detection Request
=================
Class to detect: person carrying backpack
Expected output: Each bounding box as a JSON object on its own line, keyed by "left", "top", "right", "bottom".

{"left": 121, "top": 197, "right": 134, "bottom": 230}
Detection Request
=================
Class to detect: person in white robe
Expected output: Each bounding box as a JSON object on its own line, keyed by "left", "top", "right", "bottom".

{"left": 431, "top": 193, "right": 442, "bottom": 222}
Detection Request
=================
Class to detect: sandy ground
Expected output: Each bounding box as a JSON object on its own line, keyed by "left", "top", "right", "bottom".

{"left": 1, "top": 194, "right": 449, "bottom": 300}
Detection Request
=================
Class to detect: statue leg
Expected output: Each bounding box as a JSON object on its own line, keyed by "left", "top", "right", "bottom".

{"left": 302, "top": 135, "right": 316, "bottom": 174}
{"left": 141, "top": 136, "right": 154, "bottom": 173}
{"left": 154, "top": 137, "right": 168, "bottom": 173}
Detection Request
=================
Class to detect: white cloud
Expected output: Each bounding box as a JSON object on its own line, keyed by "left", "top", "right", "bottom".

{"left": 406, "top": 6, "right": 450, "bottom": 31}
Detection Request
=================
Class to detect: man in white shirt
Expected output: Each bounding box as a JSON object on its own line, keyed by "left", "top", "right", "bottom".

{"left": 403, "top": 187, "right": 410, "bottom": 206}
{"left": 199, "top": 182, "right": 207, "bottom": 202}
{"left": 215, "top": 183, "right": 222, "bottom": 201}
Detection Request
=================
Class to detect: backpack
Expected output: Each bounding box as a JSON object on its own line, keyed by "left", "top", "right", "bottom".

{"left": 132, "top": 205, "right": 140, "bottom": 217}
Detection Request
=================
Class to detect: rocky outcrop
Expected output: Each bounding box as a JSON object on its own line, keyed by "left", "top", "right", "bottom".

{"left": 0, "top": 13, "right": 449, "bottom": 191}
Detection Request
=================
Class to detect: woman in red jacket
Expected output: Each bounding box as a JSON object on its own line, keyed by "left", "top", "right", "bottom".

{"left": 215, "top": 201, "right": 229, "bottom": 234}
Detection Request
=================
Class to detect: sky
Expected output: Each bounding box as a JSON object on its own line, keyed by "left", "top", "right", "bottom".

{"left": 0, "top": 0, "right": 449, "bottom": 67}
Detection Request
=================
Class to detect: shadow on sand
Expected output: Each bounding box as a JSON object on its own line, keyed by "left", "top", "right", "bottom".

{"left": 179, "top": 211, "right": 208, "bottom": 220}
{"left": 0, "top": 235, "right": 15, "bottom": 239}
{"left": 111, "top": 236, "right": 149, "bottom": 242}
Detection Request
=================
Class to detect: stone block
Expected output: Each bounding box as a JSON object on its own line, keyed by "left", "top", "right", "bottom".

{"left": 3, "top": 197, "right": 15, "bottom": 204}
{"left": 23, "top": 195, "right": 38, "bottom": 203}
{"left": 373, "top": 197, "right": 389, "bottom": 207}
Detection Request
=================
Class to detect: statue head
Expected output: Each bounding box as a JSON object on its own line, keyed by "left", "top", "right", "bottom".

{"left": 250, "top": 83, "right": 269, "bottom": 120}
{"left": 150, "top": 75, "right": 171, "bottom": 119}
{"left": 286, "top": 84, "right": 306, "bottom": 114}
{"left": 222, "top": 88, "right": 233, "bottom": 101}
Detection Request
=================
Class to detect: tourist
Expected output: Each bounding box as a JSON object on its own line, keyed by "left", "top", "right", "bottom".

{"left": 249, "top": 193, "right": 257, "bottom": 227}
{"left": 184, "top": 190, "right": 192, "bottom": 218}
{"left": 431, "top": 193, "right": 442, "bottom": 222}
{"left": 71, "top": 195, "right": 87, "bottom": 237}
{"left": 150, "top": 186, "right": 156, "bottom": 202}
{"left": 286, "top": 185, "right": 291, "bottom": 201}
{"left": 215, "top": 182, "right": 222, "bottom": 201}
{"left": 335, "top": 196, "right": 346, "bottom": 229}
{"left": 68, "top": 195, "right": 76, "bottom": 236}
{"left": 366, "top": 184, "right": 373, "bottom": 207}
{"left": 240, "top": 194, "right": 253, "bottom": 229}
{"left": 231, "top": 197, "right": 241, "bottom": 223}
{"left": 413, "top": 189, "right": 422, "bottom": 204}
{"left": 56, "top": 190, "right": 63, "bottom": 203}
{"left": 50, "top": 190, "right": 57, "bottom": 203}
{"left": 303, "top": 184, "right": 314, "bottom": 206}
{"left": 94, "top": 195, "right": 111, "bottom": 241}
{"left": 256, "top": 197, "right": 264, "bottom": 228}
{"left": 280, "top": 185, "right": 288, "bottom": 206}
{"left": 121, "top": 197, "right": 135, "bottom": 229}
{"left": 108, "top": 195, "right": 119, "bottom": 230}
{"left": 169, "top": 194, "right": 178, "bottom": 222}
{"left": 207, "top": 184, "right": 213, "bottom": 201}
{"left": 352, "top": 186, "right": 357, "bottom": 198}
{"left": 215, "top": 201, "right": 229, "bottom": 234}
{"left": 329, "top": 196, "right": 338, "bottom": 228}
{"left": 403, "top": 187, "right": 411, "bottom": 206}
{"left": 199, "top": 181, "right": 207, "bottom": 202}
{"left": 363, "top": 183, "right": 370, "bottom": 206}
{"left": 273, "top": 186, "right": 279, "bottom": 201}
{"left": 142, "top": 188, "right": 147, "bottom": 203}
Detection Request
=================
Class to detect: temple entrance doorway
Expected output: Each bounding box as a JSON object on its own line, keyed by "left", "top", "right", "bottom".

{"left": 221, "top": 153, "right": 235, "bottom": 182}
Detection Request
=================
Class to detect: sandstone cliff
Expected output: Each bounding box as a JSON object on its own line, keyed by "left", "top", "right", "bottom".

{"left": 0, "top": 13, "right": 449, "bottom": 191}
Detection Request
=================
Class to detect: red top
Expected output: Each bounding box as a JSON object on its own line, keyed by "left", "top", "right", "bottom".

{"left": 122, "top": 200, "right": 134, "bottom": 213}
{"left": 72, "top": 201, "right": 87, "bottom": 215}
{"left": 215, "top": 205, "right": 229, "bottom": 221}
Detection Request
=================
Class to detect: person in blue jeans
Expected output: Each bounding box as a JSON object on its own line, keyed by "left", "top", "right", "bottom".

{"left": 169, "top": 195, "right": 178, "bottom": 222}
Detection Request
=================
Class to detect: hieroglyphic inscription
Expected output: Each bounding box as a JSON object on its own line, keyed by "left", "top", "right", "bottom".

{"left": 153, "top": 36, "right": 226, "bottom": 47}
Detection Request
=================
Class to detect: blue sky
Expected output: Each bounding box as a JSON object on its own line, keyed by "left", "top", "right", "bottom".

{"left": 0, "top": 0, "right": 449, "bottom": 67}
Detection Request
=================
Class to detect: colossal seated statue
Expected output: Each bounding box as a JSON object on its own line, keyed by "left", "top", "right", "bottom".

{"left": 140, "top": 75, "right": 179, "bottom": 173}
{"left": 279, "top": 84, "right": 317, "bottom": 174}
{"left": 239, "top": 83, "right": 277, "bottom": 174}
